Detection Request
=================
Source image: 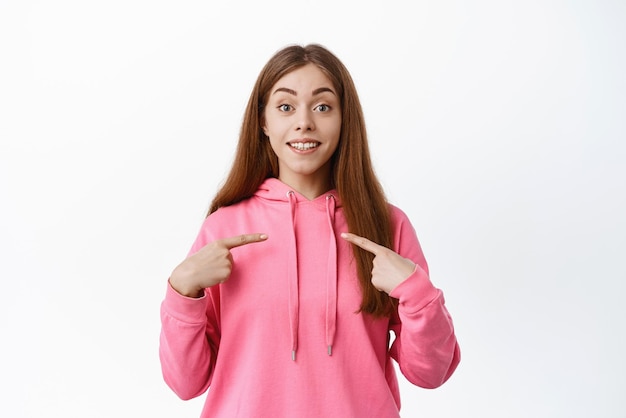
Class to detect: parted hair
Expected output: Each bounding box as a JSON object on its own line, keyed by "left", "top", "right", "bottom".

{"left": 208, "top": 44, "right": 396, "bottom": 317}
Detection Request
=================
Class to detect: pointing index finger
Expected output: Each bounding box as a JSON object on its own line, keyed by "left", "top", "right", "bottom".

{"left": 341, "top": 232, "right": 382, "bottom": 255}
{"left": 219, "top": 233, "right": 268, "bottom": 249}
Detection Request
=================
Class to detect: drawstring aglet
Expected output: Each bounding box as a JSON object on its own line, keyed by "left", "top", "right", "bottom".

{"left": 327, "top": 345, "right": 332, "bottom": 356}
{"left": 292, "top": 350, "right": 296, "bottom": 361}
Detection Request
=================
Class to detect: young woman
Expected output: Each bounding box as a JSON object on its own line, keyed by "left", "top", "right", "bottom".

{"left": 160, "top": 44, "right": 460, "bottom": 417}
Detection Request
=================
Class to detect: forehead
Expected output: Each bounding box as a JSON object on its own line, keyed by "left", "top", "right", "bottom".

{"left": 271, "top": 64, "right": 335, "bottom": 94}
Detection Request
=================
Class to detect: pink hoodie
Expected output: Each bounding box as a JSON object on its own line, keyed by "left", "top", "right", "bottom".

{"left": 160, "top": 178, "right": 460, "bottom": 417}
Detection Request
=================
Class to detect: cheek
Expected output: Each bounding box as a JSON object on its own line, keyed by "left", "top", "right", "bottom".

{"left": 267, "top": 136, "right": 284, "bottom": 157}
{"left": 329, "top": 121, "right": 342, "bottom": 145}
{"left": 263, "top": 115, "right": 287, "bottom": 138}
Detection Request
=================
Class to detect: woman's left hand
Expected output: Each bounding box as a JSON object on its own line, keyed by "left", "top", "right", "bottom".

{"left": 341, "top": 232, "right": 416, "bottom": 294}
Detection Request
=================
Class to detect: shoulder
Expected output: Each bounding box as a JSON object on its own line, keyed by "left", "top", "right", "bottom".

{"left": 387, "top": 203, "right": 413, "bottom": 228}
{"left": 205, "top": 197, "right": 257, "bottom": 223}
{"left": 386, "top": 203, "right": 428, "bottom": 267}
{"left": 191, "top": 199, "right": 256, "bottom": 248}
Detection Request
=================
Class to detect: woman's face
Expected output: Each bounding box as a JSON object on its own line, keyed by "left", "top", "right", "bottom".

{"left": 263, "top": 64, "right": 342, "bottom": 194}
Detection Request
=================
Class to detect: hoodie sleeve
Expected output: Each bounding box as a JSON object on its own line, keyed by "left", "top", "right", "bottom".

{"left": 387, "top": 207, "right": 461, "bottom": 389}
{"left": 159, "top": 220, "right": 222, "bottom": 400}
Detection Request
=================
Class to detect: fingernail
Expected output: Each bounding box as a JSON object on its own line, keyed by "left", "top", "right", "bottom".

{"left": 260, "top": 234, "right": 268, "bottom": 239}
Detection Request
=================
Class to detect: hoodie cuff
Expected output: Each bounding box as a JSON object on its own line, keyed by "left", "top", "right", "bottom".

{"left": 162, "top": 281, "right": 208, "bottom": 324}
{"left": 389, "top": 265, "right": 440, "bottom": 313}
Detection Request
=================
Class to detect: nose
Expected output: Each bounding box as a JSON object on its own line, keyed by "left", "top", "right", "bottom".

{"left": 295, "top": 110, "right": 315, "bottom": 131}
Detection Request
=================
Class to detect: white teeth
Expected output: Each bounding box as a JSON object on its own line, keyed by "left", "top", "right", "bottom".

{"left": 289, "top": 142, "right": 319, "bottom": 151}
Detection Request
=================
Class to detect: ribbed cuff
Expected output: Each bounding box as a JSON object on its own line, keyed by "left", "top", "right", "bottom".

{"left": 389, "top": 265, "right": 440, "bottom": 313}
{"left": 162, "top": 281, "right": 208, "bottom": 324}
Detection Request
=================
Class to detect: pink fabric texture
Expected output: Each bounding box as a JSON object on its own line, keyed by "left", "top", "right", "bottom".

{"left": 160, "top": 178, "right": 460, "bottom": 417}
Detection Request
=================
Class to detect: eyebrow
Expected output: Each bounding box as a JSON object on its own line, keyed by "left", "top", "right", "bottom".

{"left": 272, "top": 87, "right": 336, "bottom": 96}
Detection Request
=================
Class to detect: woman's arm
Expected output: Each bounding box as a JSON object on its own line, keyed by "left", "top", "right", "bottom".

{"left": 159, "top": 283, "right": 221, "bottom": 399}
{"left": 388, "top": 267, "right": 460, "bottom": 388}
{"left": 342, "top": 207, "right": 460, "bottom": 388}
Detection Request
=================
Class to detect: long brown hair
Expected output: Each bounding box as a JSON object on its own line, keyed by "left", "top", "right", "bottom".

{"left": 209, "top": 44, "right": 395, "bottom": 316}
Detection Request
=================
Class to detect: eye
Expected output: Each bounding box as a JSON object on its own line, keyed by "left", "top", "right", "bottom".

{"left": 315, "top": 104, "right": 330, "bottom": 112}
{"left": 278, "top": 104, "right": 293, "bottom": 112}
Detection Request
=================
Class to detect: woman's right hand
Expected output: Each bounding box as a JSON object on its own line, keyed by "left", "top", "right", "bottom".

{"left": 169, "top": 233, "right": 268, "bottom": 298}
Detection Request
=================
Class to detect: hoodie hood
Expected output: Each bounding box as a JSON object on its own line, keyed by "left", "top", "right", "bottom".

{"left": 255, "top": 178, "right": 341, "bottom": 360}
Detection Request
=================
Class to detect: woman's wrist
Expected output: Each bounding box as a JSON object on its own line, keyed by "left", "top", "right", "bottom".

{"left": 169, "top": 275, "right": 203, "bottom": 298}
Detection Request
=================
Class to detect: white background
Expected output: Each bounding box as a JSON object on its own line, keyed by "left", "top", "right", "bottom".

{"left": 1, "top": 1, "right": 625, "bottom": 417}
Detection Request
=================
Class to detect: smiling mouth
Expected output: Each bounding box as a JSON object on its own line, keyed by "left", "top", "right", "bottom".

{"left": 288, "top": 141, "right": 320, "bottom": 151}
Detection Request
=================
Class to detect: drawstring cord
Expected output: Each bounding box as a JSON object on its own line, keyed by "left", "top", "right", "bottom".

{"left": 325, "top": 194, "right": 338, "bottom": 356}
{"left": 287, "top": 191, "right": 299, "bottom": 361}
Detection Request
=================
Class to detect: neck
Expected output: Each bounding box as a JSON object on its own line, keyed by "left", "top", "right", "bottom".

{"left": 278, "top": 174, "right": 332, "bottom": 200}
